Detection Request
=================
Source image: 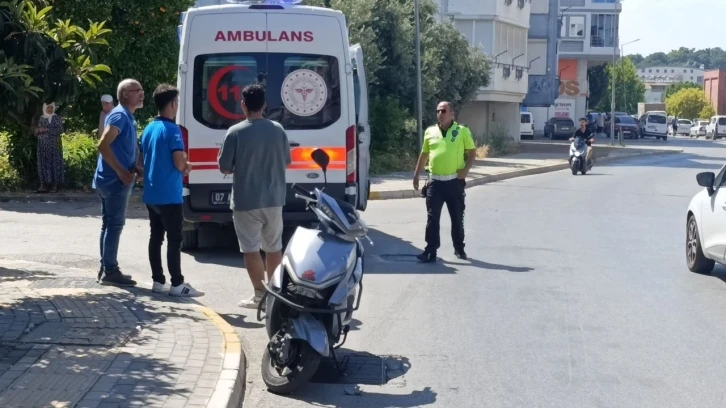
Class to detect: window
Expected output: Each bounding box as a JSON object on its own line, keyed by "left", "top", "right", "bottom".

{"left": 615, "top": 116, "right": 635, "bottom": 124}
{"left": 719, "top": 117, "right": 726, "bottom": 126}
{"left": 590, "top": 14, "right": 617, "bottom": 47}
{"left": 193, "top": 53, "right": 341, "bottom": 130}
{"left": 569, "top": 16, "right": 584, "bottom": 37}
{"left": 647, "top": 115, "right": 666, "bottom": 124}
{"left": 521, "top": 114, "right": 531, "bottom": 123}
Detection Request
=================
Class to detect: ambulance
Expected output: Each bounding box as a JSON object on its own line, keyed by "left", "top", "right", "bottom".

{"left": 176, "top": 0, "right": 371, "bottom": 250}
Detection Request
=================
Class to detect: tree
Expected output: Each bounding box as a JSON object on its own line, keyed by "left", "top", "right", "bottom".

{"left": 322, "top": 0, "right": 490, "bottom": 156}
{"left": 587, "top": 64, "right": 609, "bottom": 110}
{"left": 0, "top": 0, "right": 111, "bottom": 182}
{"left": 700, "top": 104, "right": 716, "bottom": 120}
{"left": 48, "top": 0, "right": 195, "bottom": 129}
{"left": 597, "top": 58, "right": 645, "bottom": 114}
{"left": 628, "top": 47, "right": 726, "bottom": 70}
{"left": 664, "top": 82, "right": 702, "bottom": 101}
{"left": 665, "top": 88, "right": 712, "bottom": 120}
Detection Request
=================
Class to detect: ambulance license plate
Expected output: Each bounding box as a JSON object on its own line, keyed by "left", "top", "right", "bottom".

{"left": 210, "top": 191, "right": 230, "bottom": 205}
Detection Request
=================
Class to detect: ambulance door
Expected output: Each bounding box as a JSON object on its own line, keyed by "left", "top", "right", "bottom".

{"left": 350, "top": 44, "right": 370, "bottom": 211}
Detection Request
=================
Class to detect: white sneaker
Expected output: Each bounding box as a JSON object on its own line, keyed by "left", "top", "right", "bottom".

{"left": 238, "top": 290, "right": 265, "bottom": 309}
{"left": 169, "top": 282, "right": 205, "bottom": 297}
{"left": 152, "top": 282, "right": 170, "bottom": 293}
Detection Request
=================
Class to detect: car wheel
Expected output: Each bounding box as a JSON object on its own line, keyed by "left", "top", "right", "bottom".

{"left": 687, "top": 215, "right": 715, "bottom": 274}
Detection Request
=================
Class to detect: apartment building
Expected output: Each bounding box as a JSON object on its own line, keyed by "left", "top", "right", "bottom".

{"left": 438, "top": 0, "right": 531, "bottom": 140}
{"left": 704, "top": 69, "right": 726, "bottom": 116}
{"left": 529, "top": 0, "right": 622, "bottom": 130}
{"left": 638, "top": 65, "right": 705, "bottom": 103}
{"left": 522, "top": 0, "right": 560, "bottom": 109}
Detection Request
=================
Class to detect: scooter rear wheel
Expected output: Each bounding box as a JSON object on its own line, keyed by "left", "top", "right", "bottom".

{"left": 262, "top": 339, "right": 322, "bottom": 394}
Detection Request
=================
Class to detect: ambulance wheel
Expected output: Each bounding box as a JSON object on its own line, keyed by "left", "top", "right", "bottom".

{"left": 181, "top": 229, "right": 199, "bottom": 252}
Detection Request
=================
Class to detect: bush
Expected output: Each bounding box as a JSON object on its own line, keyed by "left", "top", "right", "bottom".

{"left": 0, "top": 131, "right": 22, "bottom": 191}
{"left": 62, "top": 132, "right": 99, "bottom": 189}
{"left": 475, "top": 124, "right": 518, "bottom": 158}
{"left": 0, "top": 130, "right": 98, "bottom": 191}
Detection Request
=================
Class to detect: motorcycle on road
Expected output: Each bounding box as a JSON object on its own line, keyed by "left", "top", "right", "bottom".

{"left": 257, "top": 148, "right": 372, "bottom": 394}
{"left": 568, "top": 136, "right": 593, "bottom": 175}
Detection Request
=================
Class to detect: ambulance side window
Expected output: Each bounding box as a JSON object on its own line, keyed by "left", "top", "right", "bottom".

{"left": 352, "top": 64, "right": 361, "bottom": 124}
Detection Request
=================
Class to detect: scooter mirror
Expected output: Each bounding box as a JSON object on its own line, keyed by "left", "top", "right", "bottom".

{"left": 311, "top": 148, "right": 330, "bottom": 173}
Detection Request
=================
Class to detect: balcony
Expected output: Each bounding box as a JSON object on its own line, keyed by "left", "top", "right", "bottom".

{"left": 560, "top": 0, "right": 622, "bottom": 10}
{"left": 590, "top": 35, "right": 615, "bottom": 48}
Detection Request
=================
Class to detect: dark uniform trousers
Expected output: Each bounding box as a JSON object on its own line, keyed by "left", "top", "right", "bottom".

{"left": 425, "top": 178, "right": 466, "bottom": 252}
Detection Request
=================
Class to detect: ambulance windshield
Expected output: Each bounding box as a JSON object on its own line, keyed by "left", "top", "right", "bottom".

{"left": 193, "top": 53, "right": 341, "bottom": 130}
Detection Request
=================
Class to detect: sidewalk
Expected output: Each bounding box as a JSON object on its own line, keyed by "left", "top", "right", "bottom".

{"left": 369, "top": 143, "right": 683, "bottom": 200}
{"left": 0, "top": 144, "right": 682, "bottom": 204}
{"left": 0, "top": 258, "right": 244, "bottom": 408}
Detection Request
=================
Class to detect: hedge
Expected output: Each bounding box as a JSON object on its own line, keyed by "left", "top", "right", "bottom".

{"left": 0, "top": 131, "right": 99, "bottom": 191}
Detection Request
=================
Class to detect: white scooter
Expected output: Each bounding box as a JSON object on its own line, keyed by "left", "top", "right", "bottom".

{"left": 257, "top": 148, "right": 372, "bottom": 394}
{"left": 568, "top": 136, "right": 593, "bottom": 175}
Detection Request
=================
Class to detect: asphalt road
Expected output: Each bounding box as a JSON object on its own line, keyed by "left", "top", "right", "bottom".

{"left": 2, "top": 135, "right": 726, "bottom": 407}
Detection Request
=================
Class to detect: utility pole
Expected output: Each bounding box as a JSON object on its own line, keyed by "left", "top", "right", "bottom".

{"left": 414, "top": 0, "right": 423, "bottom": 153}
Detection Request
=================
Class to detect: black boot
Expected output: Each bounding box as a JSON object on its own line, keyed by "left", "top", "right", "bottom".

{"left": 416, "top": 250, "right": 437, "bottom": 263}
{"left": 98, "top": 266, "right": 133, "bottom": 283}
{"left": 454, "top": 248, "right": 468, "bottom": 260}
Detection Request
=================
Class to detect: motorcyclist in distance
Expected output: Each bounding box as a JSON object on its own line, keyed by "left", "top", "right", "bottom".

{"left": 570, "top": 117, "right": 595, "bottom": 164}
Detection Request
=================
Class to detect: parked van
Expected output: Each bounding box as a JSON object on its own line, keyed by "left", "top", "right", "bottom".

{"left": 176, "top": 1, "right": 370, "bottom": 250}
{"left": 639, "top": 111, "right": 668, "bottom": 140}
{"left": 520, "top": 112, "right": 534, "bottom": 140}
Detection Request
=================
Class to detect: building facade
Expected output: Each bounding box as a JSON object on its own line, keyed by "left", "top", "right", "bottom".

{"left": 638, "top": 65, "right": 705, "bottom": 103}
{"left": 704, "top": 69, "right": 726, "bottom": 116}
{"left": 522, "top": 0, "right": 560, "bottom": 109}
{"left": 438, "top": 0, "right": 531, "bottom": 140}
{"left": 528, "top": 0, "right": 621, "bottom": 132}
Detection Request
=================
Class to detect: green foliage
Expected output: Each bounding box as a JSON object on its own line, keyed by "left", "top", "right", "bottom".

{"left": 629, "top": 47, "right": 726, "bottom": 70}
{"left": 328, "top": 0, "right": 491, "bottom": 172}
{"left": 587, "top": 64, "right": 609, "bottom": 110}
{"left": 62, "top": 132, "right": 98, "bottom": 189}
{"left": 50, "top": 0, "right": 195, "bottom": 128}
{"left": 666, "top": 88, "right": 712, "bottom": 119}
{"left": 700, "top": 104, "right": 716, "bottom": 120}
{"left": 1, "top": 0, "right": 111, "bottom": 182}
{"left": 597, "top": 58, "right": 646, "bottom": 114}
{"left": 664, "top": 82, "right": 702, "bottom": 102}
{"left": 0, "top": 131, "right": 22, "bottom": 191}
{"left": 0, "top": 130, "right": 98, "bottom": 190}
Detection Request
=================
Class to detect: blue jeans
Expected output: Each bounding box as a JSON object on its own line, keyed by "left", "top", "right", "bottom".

{"left": 97, "top": 180, "right": 133, "bottom": 272}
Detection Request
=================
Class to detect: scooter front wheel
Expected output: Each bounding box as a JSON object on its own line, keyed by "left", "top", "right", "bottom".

{"left": 570, "top": 160, "right": 579, "bottom": 175}
{"left": 262, "top": 338, "right": 322, "bottom": 394}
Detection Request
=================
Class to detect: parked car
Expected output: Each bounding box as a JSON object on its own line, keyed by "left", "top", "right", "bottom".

{"left": 639, "top": 111, "right": 668, "bottom": 140}
{"left": 706, "top": 115, "right": 726, "bottom": 139}
{"left": 520, "top": 112, "right": 534, "bottom": 140}
{"left": 671, "top": 119, "right": 692, "bottom": 136}
{"left": 686, "top": 164, "right": 726, "bottom": 274}
{"left": 690, "top": 120, "right": 709, "bottom": 138}
{"left": 605, "top": 115, "right": 639, "bottom": 139}
{"left": 544, "top": 117, "right": 576, "bottom": 140}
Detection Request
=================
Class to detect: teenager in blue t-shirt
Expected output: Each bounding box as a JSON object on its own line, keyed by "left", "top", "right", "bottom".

{"left": 139, "top": 84, "right": 203, "bottom": 297}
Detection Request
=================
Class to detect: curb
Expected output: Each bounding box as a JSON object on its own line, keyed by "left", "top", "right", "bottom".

{"left": 0, "top": 189, "right": 144, "bottom": 204}
{"left": 198, "top": 306, "right": 246, "bottom": 408}
{"left": 368, "top": 149, "right": 682, "bottom": 201}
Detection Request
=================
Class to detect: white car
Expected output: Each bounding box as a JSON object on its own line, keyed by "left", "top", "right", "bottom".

{"left": 706, "top": 116, "right": 726, "bottom": 139}
{"left": 690, "top": 120, "right": 709, "bottom": 138}
{"left": 520, "top": 112, "right": 534, "bottom": 140}
{"left": 687, "top": 165, "right": 726, "bottom": 273}
{"left": 671, "top": 119, "right": 692, "bottom": 136}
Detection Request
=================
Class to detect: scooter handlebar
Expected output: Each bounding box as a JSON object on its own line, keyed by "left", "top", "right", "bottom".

{"left": 292, "top": 183, "right": 313, "bottom": 198}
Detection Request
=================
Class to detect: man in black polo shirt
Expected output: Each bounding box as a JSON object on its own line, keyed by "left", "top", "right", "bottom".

{"left": 570, "top": 117, "right": 595, "bottom": 164}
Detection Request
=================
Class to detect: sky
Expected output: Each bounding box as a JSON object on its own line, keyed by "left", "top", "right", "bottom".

{"left": 619, "top": 0, "right": 726, "bottom": 56}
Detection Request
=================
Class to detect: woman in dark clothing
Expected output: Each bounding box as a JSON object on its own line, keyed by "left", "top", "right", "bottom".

{"left": 34, "top": 103, "right": 65, "bottom": 193}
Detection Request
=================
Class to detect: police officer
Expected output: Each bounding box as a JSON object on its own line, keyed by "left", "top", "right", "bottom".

{"left": 413, "top": 101, "right": 476, "bottom": 262}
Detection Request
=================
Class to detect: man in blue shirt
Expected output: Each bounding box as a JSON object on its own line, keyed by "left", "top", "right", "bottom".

{"left": 139, "top": 84, "right": 203, "bottom": 297}
{"left": 94, "top": 79, "right": 145, "bottom": 287}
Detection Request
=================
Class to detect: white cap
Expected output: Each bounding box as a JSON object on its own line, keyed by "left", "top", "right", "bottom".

{"left": 100, "top": 94, "right": 113, "bottom": 103}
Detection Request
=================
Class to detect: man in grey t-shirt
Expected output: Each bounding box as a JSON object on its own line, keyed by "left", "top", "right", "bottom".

{"left": 218, "top": 84, "right": 292, "bottom": 309}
